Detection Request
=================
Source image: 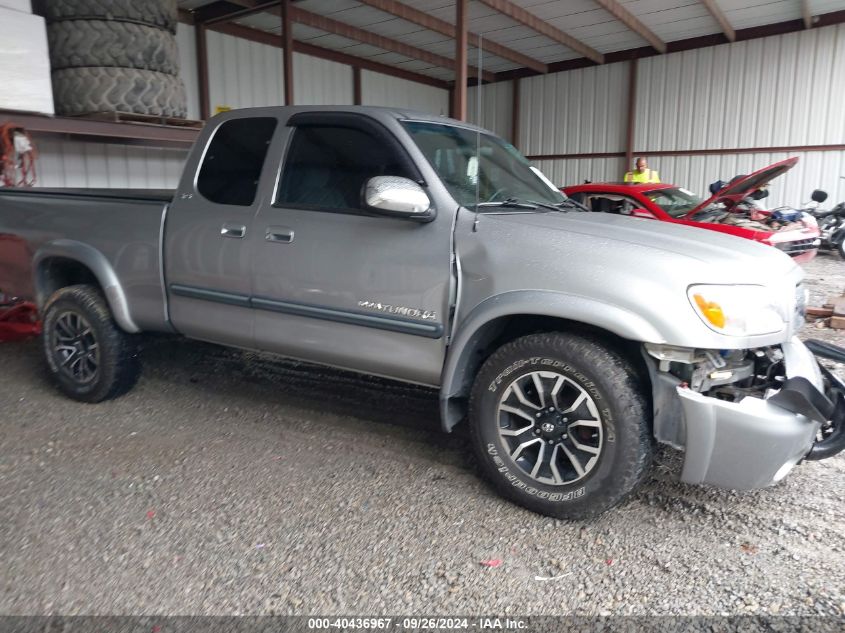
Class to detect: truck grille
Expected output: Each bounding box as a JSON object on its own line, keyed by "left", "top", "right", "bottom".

{"left": 775, "top": 238, "right": 818, "bottom": 256}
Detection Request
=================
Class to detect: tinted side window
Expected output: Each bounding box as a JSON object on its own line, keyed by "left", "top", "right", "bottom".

{"left": 197, "top": 117, "right": 277, "bottom": 206}
{"left": 277, "top": 125, "right": 412, "bottom": 211}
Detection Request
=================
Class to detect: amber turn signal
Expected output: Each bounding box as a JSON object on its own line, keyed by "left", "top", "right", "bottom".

{"left": 693, "top": 294, "right": 726, "bottom": 329}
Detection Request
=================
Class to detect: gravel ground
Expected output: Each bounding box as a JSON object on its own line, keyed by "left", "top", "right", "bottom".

{"left": 1, "top": 254, "right": 844, "bottom": 617}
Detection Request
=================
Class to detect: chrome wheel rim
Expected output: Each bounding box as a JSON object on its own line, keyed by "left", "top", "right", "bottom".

{"left": 52, "top": 311, "right": 99, "bottom": 384}
{"left": 496, "top": 370, "right": 603, "bottom": 485}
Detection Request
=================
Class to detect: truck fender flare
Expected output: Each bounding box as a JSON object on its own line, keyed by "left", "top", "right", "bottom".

{"left": 439, "top": 290, "right": 665, "bottom": 431}
{"left": 33, "top": 239, "right": 140, "bottom": 333}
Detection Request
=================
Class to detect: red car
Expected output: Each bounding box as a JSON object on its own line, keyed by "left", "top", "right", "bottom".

{"left": 562, "top": 157, "right": 820, "bottom": 262}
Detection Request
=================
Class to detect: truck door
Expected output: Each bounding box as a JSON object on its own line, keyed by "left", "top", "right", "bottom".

{"left": 251, "top": 113, "right": 453, "bottom": 386}
{"left": 164, "top": 115, "right": 279, "bottom": 347}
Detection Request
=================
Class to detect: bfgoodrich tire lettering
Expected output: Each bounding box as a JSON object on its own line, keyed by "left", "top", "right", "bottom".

{"left": 468, "top": 332, "right": 653, "bottom": 519}
{"left": 42, "top": 285, "right": 140, "bottom": 403}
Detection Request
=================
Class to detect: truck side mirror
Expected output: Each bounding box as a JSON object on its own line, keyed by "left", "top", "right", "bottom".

{"left": 364, "top": 176, "right": 435, "bottom": 222}
{"left": 630, "top": 208, "right": 655, "bottom": 219}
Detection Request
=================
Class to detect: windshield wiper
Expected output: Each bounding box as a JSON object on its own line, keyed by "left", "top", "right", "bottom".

{"left": 555, "top": 198, "right": 588, "bottom": 212}
{"left": 474, "top": 197, "right": 562, "bottom": 213}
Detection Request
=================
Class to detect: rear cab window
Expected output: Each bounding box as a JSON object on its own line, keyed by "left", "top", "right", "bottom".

{"left": 197, "top": 117, "right": 278, "bottom": 206}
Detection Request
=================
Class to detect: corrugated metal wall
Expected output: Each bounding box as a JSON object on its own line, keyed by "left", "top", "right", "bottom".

{"left": 485, "top": 23, "right": 845, "bottom": 206}
{"left": 467, "top": 80, "right": 513, "bottom": 140}
{"left": 31, "top": 22, "right": 845, "bottom": 204}
{"left": 633, "top": 23, "right": 845, "bottom": 207}
{"left": 205, "top": 29, "right": 355, "bottom": 110}
{"left": 519, "top": 62, "right": 630, "bottom": 159}
{"left": 635, "top": 25, "right": 845, "bottom": 151}
{"left": 35, "top": 138, "right": 187, "bottom": 188}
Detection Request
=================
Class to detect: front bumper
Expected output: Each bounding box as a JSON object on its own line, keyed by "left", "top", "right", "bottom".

{"left": 676, "top": 338, "right": 842, "bottom": 490}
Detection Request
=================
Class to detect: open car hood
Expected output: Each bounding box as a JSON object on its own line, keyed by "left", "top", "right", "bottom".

{"left": 684, "top": 156, "right": 799, "bottom": 218}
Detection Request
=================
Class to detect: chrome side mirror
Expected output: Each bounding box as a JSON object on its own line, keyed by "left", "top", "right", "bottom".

{"left": 364, "top": 176, "right": 434, "bottom": 222}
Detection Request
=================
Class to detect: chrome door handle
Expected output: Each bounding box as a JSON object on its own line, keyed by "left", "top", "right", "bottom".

{"left": 265, "top": 226, "right": 294, "bottom": 244}
{"left": 221, "top": 223, "right": 246, "bottom": 238}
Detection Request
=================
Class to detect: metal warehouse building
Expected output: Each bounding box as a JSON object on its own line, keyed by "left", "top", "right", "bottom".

{"left": 3, "top": 0, "right": 845, "bottom": 618}
{"left": 1, "top": 0, "right": 842, "bottom": 208}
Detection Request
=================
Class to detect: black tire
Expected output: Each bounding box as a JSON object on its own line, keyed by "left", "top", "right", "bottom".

{"left": 42, "top": 285, "right": 140, "bottom": 403}
{"left": 48, "top": 20, "right": 180, "bottom": 75}
{"left": 38, "top": 0, "right": 178, "bottom": 33}
{"left": 51, "top": 67, "right": 187, "bottom": 117}
{"left": 468, "top": 332, "right": 653, "bottom": 519}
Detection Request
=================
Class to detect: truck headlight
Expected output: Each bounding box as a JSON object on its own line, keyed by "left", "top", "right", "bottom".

{"left": 688, "top": 285, "right": 785, "bottom": 336}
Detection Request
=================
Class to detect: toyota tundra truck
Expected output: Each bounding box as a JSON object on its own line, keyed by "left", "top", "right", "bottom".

{"left": 1, "top": 106, "right": 842, "bottom": 519}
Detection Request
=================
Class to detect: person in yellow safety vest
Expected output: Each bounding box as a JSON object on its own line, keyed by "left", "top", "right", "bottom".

{"left": 624, "top": 157, "right": 660, "bottom": 183}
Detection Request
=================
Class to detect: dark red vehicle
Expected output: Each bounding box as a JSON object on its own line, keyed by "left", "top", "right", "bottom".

{"left": 563, "top": 157, "right": 820, "bottom": 262}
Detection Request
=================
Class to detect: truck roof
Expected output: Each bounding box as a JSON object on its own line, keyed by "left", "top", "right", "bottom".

{"left": 211, "top": 105, "right": 491, "bottom": 134}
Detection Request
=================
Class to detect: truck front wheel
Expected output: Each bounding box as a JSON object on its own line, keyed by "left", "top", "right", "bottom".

{"left": 42, "top": 285, "right": 140, "bottom": 403}
{"left": 468, "top": 333, "right": 653, "bottom": 519}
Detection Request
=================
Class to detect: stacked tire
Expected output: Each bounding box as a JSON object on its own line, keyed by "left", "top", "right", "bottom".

{"left": 41, "top": 0, "right": 187, "bottom": 118}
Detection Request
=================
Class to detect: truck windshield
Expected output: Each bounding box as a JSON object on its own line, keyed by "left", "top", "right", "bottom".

{"left": 644, "top": 187, "right": 704, "bottom": 218}
{"left": 403, "top": 121, "right": 566, "bottom": 209}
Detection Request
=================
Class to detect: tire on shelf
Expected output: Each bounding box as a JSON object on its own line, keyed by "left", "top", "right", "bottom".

{"left": 38, "top": 0, "right": 178, "bottom": 34}
{"left": 52, "top": 67, "right": 187, "bottom": 118}
{"left": 47, "top": 20, "right": 180, "bottom": 75}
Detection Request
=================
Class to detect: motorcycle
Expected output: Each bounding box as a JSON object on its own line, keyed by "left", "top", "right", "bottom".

{"left": 805, "top": 187, "right": 845, "bottom": 258}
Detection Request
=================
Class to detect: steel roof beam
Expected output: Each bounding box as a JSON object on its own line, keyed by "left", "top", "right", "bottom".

{"left": 802, "top": 0, "right": 815, "bottom": 28}
{"left": 699, "top": 0, "right": 735, "bottom": 41}
{"left": 208, "top": 21, "right": 451, "bottom": 89}
{"left": 291, "top": 6, "right": 495, "bottom": 82}
{"left": 192, "top": 0, "right": 493, "bottom": 82}
{"left": 592, "top": 0, "right": 667, "bottom": 54}
{"left": 356, "top": 0, "right": 548, "bottom": 74}
{"left": 476, "top": 0, "right": 604, "bottom": 64}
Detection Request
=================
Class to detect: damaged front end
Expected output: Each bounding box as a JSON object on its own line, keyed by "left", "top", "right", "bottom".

{"left": 643, "top": 338, "right": 844, "bottom": 490}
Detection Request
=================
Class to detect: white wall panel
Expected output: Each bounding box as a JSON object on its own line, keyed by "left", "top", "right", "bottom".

{"left": 294, "top": 53, "right": 353, "bottom": 105}
{"left": 176, "top": 23, "right": 200, "bottom": 120}
{"left": 519, "top": 62, "right": 629, "bottom": 157}
{"left": 653, "top": 150, "right": 845, "bottom": 209}
{"left": 532, "top": 157, "right": 627, "bottom": 189}
{"left": 635, "top": 23, "right": 845, "bottom": 151}
{"left": 34, "top": 137, "right": 188, "bottom": 189}
{"left": 360, "top": 70, "right": 449, "bottom": 115}
{"left": 467, "top": 80, "right": 513, "bottom": 140}
{"left": 206, "top": 30, "right": 353, "bottom": 112}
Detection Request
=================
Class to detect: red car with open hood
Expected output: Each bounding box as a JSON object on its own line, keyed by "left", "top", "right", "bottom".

{"left": 562, "top": 157, "right": 820, "bottom": 262}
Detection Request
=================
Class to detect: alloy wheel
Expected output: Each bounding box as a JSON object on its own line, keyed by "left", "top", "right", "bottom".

{"left": 496, "top": 370, "right": 604, "bottom": 485}
{"left": 52, "top": 310, "right": 99, "bottom": 384}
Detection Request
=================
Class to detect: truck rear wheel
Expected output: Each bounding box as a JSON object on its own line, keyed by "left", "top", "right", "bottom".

{"left": 42, "top": 285, "right": 140, "bottom": 403}
{"left": 468, "top": 333, "right": 653, "bottom": 519}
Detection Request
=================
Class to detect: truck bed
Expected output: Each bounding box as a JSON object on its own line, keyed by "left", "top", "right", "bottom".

{"left": 0, "top": 186, "right": 173, "bottom": 332}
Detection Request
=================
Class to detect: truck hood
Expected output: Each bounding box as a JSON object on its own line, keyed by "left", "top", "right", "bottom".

{"left": 482, "top": 209, "right": 797, "bottom": 280}
{"left": 456, "top": 208, "right": 805, "bottom": 350}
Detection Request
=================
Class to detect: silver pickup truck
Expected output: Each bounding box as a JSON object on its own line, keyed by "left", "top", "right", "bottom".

{"left": 1, "top": 106, "right": 842, "bottom": 519}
